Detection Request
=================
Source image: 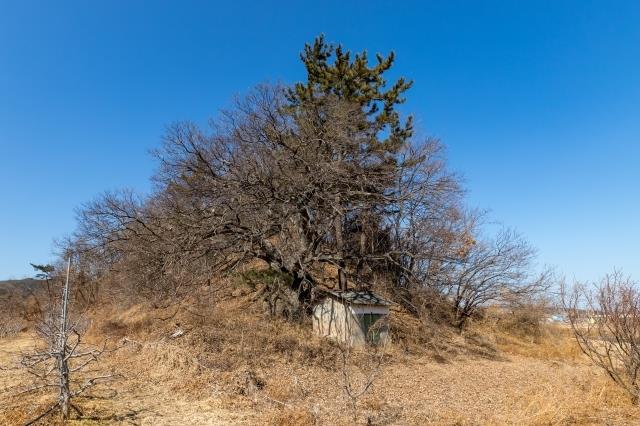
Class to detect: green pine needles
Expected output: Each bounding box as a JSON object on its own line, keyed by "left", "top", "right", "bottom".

{"left": 287, "top": 35, "right": 414, "bottom": 156}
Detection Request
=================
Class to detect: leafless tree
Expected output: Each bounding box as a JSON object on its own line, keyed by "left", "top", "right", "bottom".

{"left": 444, "top": 229, "right": 551, "bottom": 330}
{"left": 19, "top": 261, "right": 114, "bottom": 423}
{"left": 73, "top": 87, "right": 434, "bottom": 307}
{"left": 389, "top": 142, "right": 465, "bottom": 276}
{"left": 563, "top": 271, "right": 640, "bottom": 403}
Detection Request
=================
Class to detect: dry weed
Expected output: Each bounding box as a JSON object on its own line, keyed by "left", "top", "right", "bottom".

{"left": 267, "top": 405, "right": 318, "bottom": 426}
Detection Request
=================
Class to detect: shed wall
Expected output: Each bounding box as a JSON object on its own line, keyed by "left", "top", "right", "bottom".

{"left": 312, "top": 298, "right": 390, "bottom": 346}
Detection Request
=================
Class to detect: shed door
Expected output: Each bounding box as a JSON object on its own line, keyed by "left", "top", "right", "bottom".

{"left": 359, "top": 313, "right": 384, "bottom": 343}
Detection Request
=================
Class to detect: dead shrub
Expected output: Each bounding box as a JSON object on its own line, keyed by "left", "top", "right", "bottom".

{"left": 492, "top": 325, "right": 583, "bottom": 362}
{"left": 512, "top": 372, "right": 634, "bottom": 425}
{"left": 238, "top": 270, "right": 302, "bottom": 319}
{"left": 196, "top": 352, "right": 236, "bottom": 372}
{"left": 501, "top": 309, "right": 544, "bottom": 339}
{"left": 362, "top": 398, "right": 403, "bottom": 426}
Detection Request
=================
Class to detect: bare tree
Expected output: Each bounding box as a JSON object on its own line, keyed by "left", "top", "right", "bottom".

{"left": 19, "top": 261, "right": 114, "bottom": 423}
{"left": 563, "top": 271, "right": 640, "bottom": 403}
{"left": 74, "top": 88, "right": 420, "bottom": 307}
{"left": 383, "top": 140, "right": 469, "bottom": 311}
{"left": 83, "top": 91, "right": 465, "bottom": 304}
{"left": 444, "top": 229, "right": 551, "bottom": 330}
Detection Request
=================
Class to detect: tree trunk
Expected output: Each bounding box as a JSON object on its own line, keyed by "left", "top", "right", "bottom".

{"left": 334, "top": 213, "right": 347, "bottom": 291}
{"left": 58, "top": 356, "right": 70, "bottom": 419}
{"left": 292, "top": 274, "right": 313, "bottom": 316}
{"left": 58, "top": 257, "right": 71, "bottom": 419}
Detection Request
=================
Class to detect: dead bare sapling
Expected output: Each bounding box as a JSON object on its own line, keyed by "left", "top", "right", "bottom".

{"left": 19, "top": 261, "right": 114, "bottom": 423}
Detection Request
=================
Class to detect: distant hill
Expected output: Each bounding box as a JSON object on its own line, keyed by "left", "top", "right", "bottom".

{"left": 0, "top": 278, "right": 42, "bottom": 298}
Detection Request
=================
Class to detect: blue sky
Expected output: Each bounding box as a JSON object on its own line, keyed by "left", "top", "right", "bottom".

{"left": 1, "top": 1, "right": 639, "bottom": 281}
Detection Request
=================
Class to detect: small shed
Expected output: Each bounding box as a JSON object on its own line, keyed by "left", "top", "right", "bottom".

{"left": 312, "top": 290, "right": 391, "bottom": 346}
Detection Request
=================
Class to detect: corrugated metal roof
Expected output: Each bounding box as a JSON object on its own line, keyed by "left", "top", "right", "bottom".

{"left": 325, "top": 290, "right": 392, "bottom": 306}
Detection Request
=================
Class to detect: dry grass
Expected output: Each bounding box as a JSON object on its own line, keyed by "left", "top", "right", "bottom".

{"left": 267, "top": 405, "right": 319, "bottom": 426}
{"left": 1, "top": 291, "right": 640, "bottom": 425}
{"left": 473, "top": 305, "right": 584, "bottom": 362}
{"left": 493, "top": 325, "right": 584, "bottom": 362}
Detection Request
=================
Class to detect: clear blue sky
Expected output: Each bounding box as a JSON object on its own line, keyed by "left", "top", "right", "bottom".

{"left": 1, "top": 1, "right": 639, "bottom": 281}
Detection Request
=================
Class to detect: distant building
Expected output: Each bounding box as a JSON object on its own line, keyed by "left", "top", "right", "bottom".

{"left": 312, "top": 290, "right": 391, "bottom": 346}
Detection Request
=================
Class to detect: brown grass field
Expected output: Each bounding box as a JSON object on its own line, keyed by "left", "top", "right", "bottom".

{"left": 1, "top": 293, "right": 639, "bottom": 425}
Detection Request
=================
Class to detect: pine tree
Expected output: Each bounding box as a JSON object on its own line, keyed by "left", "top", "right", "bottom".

{"left": 287, "top": 35, "right": 414, "bottom": 290}
{"left": 287, "top": 34, "right": 414, "bottom": 156}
